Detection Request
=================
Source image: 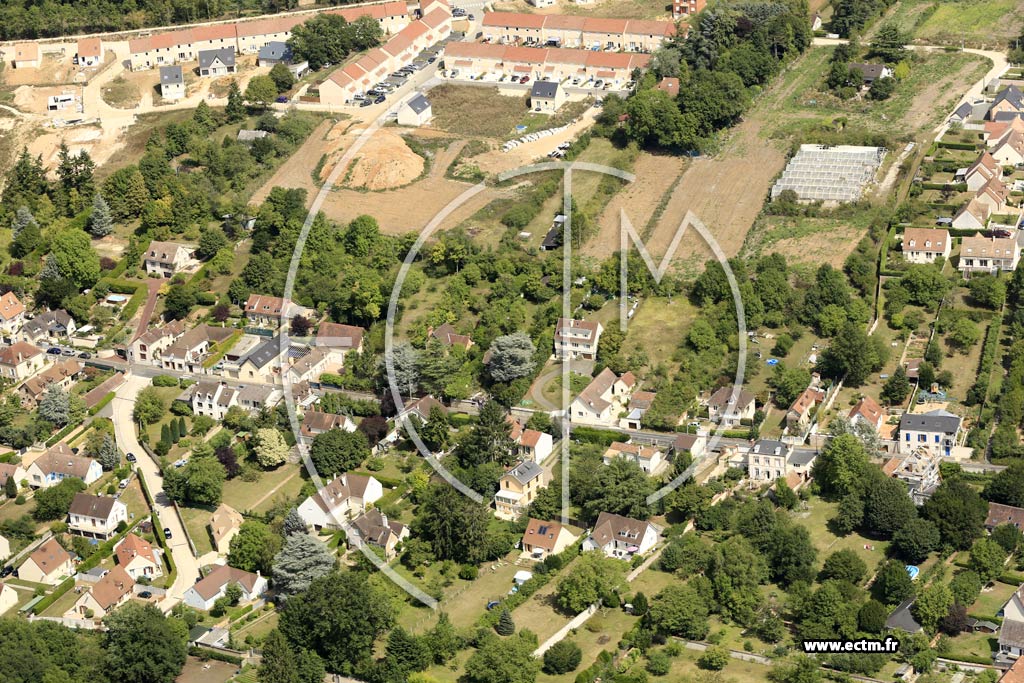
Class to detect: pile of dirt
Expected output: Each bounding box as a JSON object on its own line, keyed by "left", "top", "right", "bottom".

{"left": 336, "top": 129, "right": 424, "bottom": 190}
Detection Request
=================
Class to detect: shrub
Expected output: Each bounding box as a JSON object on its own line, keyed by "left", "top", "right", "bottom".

{"left": 459, "top": 565, "right": 479, "bottom": 581}
{"left": 152, "top": 375, "right": 179, "bottom": 387}
{"left": 698, "top": 646, "right": 729, "bottom": 670}
{"left": 543, "top": 640, "right": 582, "bottom": 674}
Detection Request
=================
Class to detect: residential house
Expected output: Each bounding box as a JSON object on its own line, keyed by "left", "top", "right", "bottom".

{"left": 428, "top": 322, "right": 473, "bottom": 350}
{"left": 1000, "top": 587, "right": 1024, "bottom": 658}
{"left": 986, "top": 502, "right": 1024, "bottom": 531}
{"left": 127, "top": 320, "right": 185, "bottom": 364}
{"left": 0, "top": 342, "right": 46, "bottom": 382}
{"left": 0, "top": 535, "right": 9, "bottom": 561}
{"left": 399, "top": 395, "right": 447, "bottom": 425}
{"left": 18, "top": 358, "right": 82, "bottom": 409}
{"left": 620, "top": 390, "right": 656, "bottom": 430}
{"left": 189, "top": 381, "right": 238, "bottom": 420}
{"left": 68, "top": 494, "right": 128, "bottom": 540}
{"left": 10, "top": 43, "right": 41, "bottom": 68}
{"left": 144, "top": 240, "right": 193, "bottom": 276}
{"left": 159, "top": 65, "right": 185, "bottom": 100}
{"left": 959, "top": 233, "right": 1022, "bottom": 276}
{"left": 530, "top": 80, "right": 566, "bottom": 113}
{"left": 748, "top": 440, "right": 791, "bottom": 482}
{"left": 114, "top": 533, "right": 163, "bottom": 579}
{"left": 898, "top": 409, "right": 962, "bottom": 456}
{"left": 299, "top": 410, "right": 356, "bottom": 443}
{"left": 197, "top": 48, "right": 236, "bottom": 76}
{"left": 949, "top": 101, "right": 974, "bottom": 124}
{"left": 848, "top": 395, "right": 885, "bottom": 431}
{"left": 398, "top": 94, "right": 432, "bottom": 126}
{"left": 161, "top": 325, "right": 235, "bottom": 373}
{"left": 581, "top": 511, "right": 660, "bottom": 558}
{"left": 570, "top": 368, "right": 636, "bottom": 427}
{"left": 349, "top": 508, "right": 409, "bottom": 559}
{"left": 554, "top": 318, "right": 603, "bottom": 360}
{"left": 297, "top": 473, "right": 383, "bottom": 530}
{"left": 672, "top": 0, "right": 706, "bottom": 18}
{"left": 656, "top": 77, "right": 679, "bottom": 97}
{"left": 707, "top": 386, "right": 756, "bottom": 426}
{"left": 508, "top": 417, "right": 553, "bottom": 462}
{"left": 76, "top": 37, "right": 103, "bottom": 66}
{"left": 18, "top": 538, "right": 74, "bottom": 585}
{"left": 236, "top": 384, "right": 282, "bottom": 413}
{"left": 975, "top": 177, "right": 1011, "bottom": 213}
{"left": 0, "top": 582, "right": 17, "bottom": 614}
{"left": 184, "top": 565, "right": 267, "bottom": 611}
{"left": 68, "top": 566, "right": 134, "bottom": 618}
{"left": 787, "top": 449, "right": 818, "bottom": 481}
{"left": 952, "top": 197, "right": 991, "bottom": 231}
{"left": 672, "top": 432, "right": 707, "bottom": 460}
{"left": 602, "top": 441, "right": 664, "bottom": 474}
{"left": 964, "top": 152, "right": 1001, "bottom": 191}
{"left": 232, "top": 334, "right": 285, "bottom": 384}
{"left": 315, "top": 322, "right": 365, "bottom": 353}
{"left": 987, "top": 85, "right": 1024, "bottom": 120}
{"left": 992, "top": 130, "right": 1024, "bottom": 166}
{"left": 1002, "top": 657, "right": 1024, "bottom": 682}
{"left": 0, "top": 292, "right": 26, "bottom": 337}
{"left": 901, "top": 228, "right": 951, "bottom": 264}
{"left": 209, "top": 504, "right": 244, "bottom": 556}
{"left": 257, "top": 41, "right": 292, "bottom": 66}
{"left": 0, "top": 463, "right": 27, "bottom": 496}
{"left": 1003, "top": 586, "right": 1024, "bottom": 624}
{"left": 20, "top": 309, "right": 76, "bottom": 344}
{"left": 26, "top": 443, "right": 103, "bottom": 489}
{"left": 848, "top": 62, "right": 893, "bottom": 85}
{"left": 494, "top": 460, "right": 547, "bottom": 520}
{"left": 244, "top": 294, "right": 312, "bottom": 329}
{"left": 521, "top": 518, "right": 579, "bottom": 559}
{"left": 287, "top": 347, "right": 336, "bottom": 384}
{"left": 787, "top": 385, "right": 826, "bottom": 432}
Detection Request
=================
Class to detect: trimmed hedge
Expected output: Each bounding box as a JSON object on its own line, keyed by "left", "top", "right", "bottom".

{"left": 351, "top": 471, "right": 403, "bottom": 488}
{"left": 188, "top": 647, "right": 243, "bottom": 665}
{"left": 88, "top": 392, "right": 116, "bottom": 416}
{"left": 45, "top": 419, "right": 86, "bottom": 447}
{"left": 921, "top": 182, "right": 967, "bottom": 192}
{"left": 571, "top": 426, "right": 621, "bottom": 446}
{"left": 31, "top": 576, "right": 75, "bottom": 615}
{"left": 937, "top": 141, "right": 980, "bottom": 151}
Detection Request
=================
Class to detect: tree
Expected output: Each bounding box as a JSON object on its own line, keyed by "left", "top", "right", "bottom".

{"left": 254, "top": 428, "right": 289, "bottom": 468}
{"left": 33, "top": 477, "right": 86, "bottom": 521}
{"left": 245, "top": 75, "right": 278, "bottom": 108}
{"left": 495, "top": 609, "right": 516, "bottom": 636}
{"left": 968, "top": 274, "right": 1007, "bottom": 309}
{"left": 818, "top": 321, "right": 888, "bottom": 386}
{"left": 543, "top": 640, "right": 582, "bottom": 675}
{"left": 858, "top": 600, "right": 888, "bottom": 634}
{"left": 580, "top": 457, "right": 654, "bottom": 524}
{"left": 940, "top": 602, "right": 969, "bottom": 636}
{"left": 259, "top": 629, "right": 299, "bottom": 683}
{"left": 226, "top": 80, "right": 246, "bottom": 121}
{"left": 881, "top": 366, "right": 911, "bottom": 405}
{"left": 820, "top": 549, "right": 867, "bottom": 585}
{"left": 164, "top": 284, "right": 197, "bottom": 320}
{"left": 133, "top": 387, "right": 166, "bottom": 425}
{"left": 555, "top": 553, "right": 624, "bottom": 613}
{"left": 767, "top": 524, "right": 817, "bottom": 586}
{"left": 38, "top": 385, "right": 72, "bottom": 426}
{"left": 485, "top": 333, "right": 536, "bottom": 383}
{"left": 47, "top": 229, "right": 101, "bottom": 290}
{"left": 166, "top": 457, "right": 225, "bottom": 506}
{"left": 309, "top": 428, "right": 369, "bottom": 476}
{"left": 387, "top": 342, "right": 421, "bottom": 396}
{"left": 871, "top": 22, "right": 908, "bottom": 62}
{"left": 698, "top": 646, "right": 730, "bottom": 671}
{"left": 278, "top": 571, "right": 394, "bottom": 673}
{"left": 991, "top": 523, "right": 1023, "bottom": 554}
{"left": 97, "top": 434, "right": 120, "bottom": 471}
{"left": 948, "top": 318, "right": 980, "bottom": 351}
{"left": 283, "top": 507, "right": 307, "bottom": 536}
{"left": 386, "top": 625, "right": 431, "bottom": 674}
{"left": 290, "top": 315, "right": 312, "bottom": 337}
{"left": 874, "top": 560, "right": 913, "bottom": 605}
{"left": 419, "top": 406, "right": 451, "bottom": 452}
{"left": 968, "top": 537, "right": 1007, "bottom": 583}
{"left": 197, "top": 227, "right": 229, "bottom": 261}
{"left": 812, "top": 434, "right": 870, "bottom": 498}
{"left": 413, "top": 483, "right": 505, "bottom": 564}
{"left": 85, "top": 193, "right": 114, "bottom": 238}
{"left": 4, "top": 474, "right": 16, "bottom": 498}
{"left": 104, "top": 602, "right": 188, "bottom": 683}
{"left": 425, "top": 612, "right": 462, "bottom": 665}
{"left": 272, "top": 532, "right": 336, "bottom": 600}
{"left": 832, "top": 493, "right": 865, "bottom": 534}
{"left": 769, "top": 657, "right": 821, "bottom": 683}
{"left": 455, "top": 400, "right": 516, "bottom": 468}
{"left": 912, "top": 582, "right": 953, "bottom": 634}
{"left": 228, "top": 520, "right": 282, "bottom": 575}
{"left": 102, "top": 167, "right": 149, "bottom": 221}
{"left": 648, "top": 583, "right": 710, "bottom": 639}
{"left": 269, "top": 63, "right": 296, "bottom": 93}
{"left": 462, "top": 632, "right": 540, "bottom": 683}
{"left": 983, "top": 462, "right": 1024, "bottom": 507}
{"left": 12, "top": 205, "right": 37, "bottom": 236}
{"left": 891, "top": 518, "right": 940, "bottom": 564}
{"left": 949, "top": 570, "right": 982, "bottom": 607}
{"left": 922, "top": 480, "right": 988, "bottom": 550}
{"left": 862, "top": 474, "right": 916, "bottom": 537}
{"left": 768, "top": 365, "right": 812, "bottom": 407}
{"left": 868, "top": 76, "right": 896, "bottom": 100}
{"left": 10, "top": 214, "right": 41, "bottom": 257}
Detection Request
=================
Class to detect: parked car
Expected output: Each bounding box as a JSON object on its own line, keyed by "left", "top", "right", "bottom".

{"left": 0, "top": 566, "right": 13, "bottom": 578}
{"left": 360, "top": 99, "right": 373, "bottom": 107}
{"left": 594, "top": 79, "right": 604, "bottom": 89}
{"left": 520, "top": 75, "right": 530, "bottom": 83}
{"left": 275, "top": 95, "right": 288, "bottom": 103}
{"left": 78, "top": 352, "right": 91, "bottom": 359}
{"left": 374, "top": 95, "right": 386, "bottom": 104}
{"left": 118, "top": 479, "right": 130, "bottom": 489}
{"left": 138, "top": 591, "right": 153, "bottom": 599}
{"left": 126, "top": 453, "right": 137, "bottom": 463}
{"left": 47, "top": 347, "right": 62, "bottom": 355}
{"left": 163, "top": 527, "right": 173, "bottom": 539}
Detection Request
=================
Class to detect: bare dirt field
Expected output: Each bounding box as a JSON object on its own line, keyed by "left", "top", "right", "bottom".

{"left": 763, "top": 223, "right": 864, "bottom": 269}
{"left": 1, "top": 53, "right": 78, "bottom": 87}
{"left": 340, "top": 128, "right": 425, "bottom": 190}
{"left": 493, "top": 0, "right": 671, "bottom": 19}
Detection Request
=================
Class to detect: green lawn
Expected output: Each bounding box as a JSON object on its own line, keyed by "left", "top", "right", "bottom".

{"left": 221, "top": 464, "right": 301, "bottom": 514}
{"left": 38, "top": 585, "right": 82, "bottom": 618}
{"left": 885, "top": 0, "right": 1024, "bottom": 48}
{"left": 791, "top": 497, "right": 890, "bottom": 573}
{"left": 178, "top": 504, "right": 216, "bottom": 557}
{"left": 969, "top": 579, "right": 1018, "bottom": 618}
{"left": 232, "top": 609, "right": 279, "bottom": 647}
{"left": 944, "top": 629, "right": 999, "bottom": 661}
{"left": 620, "top": 297, "right": 700, "bottom": 376}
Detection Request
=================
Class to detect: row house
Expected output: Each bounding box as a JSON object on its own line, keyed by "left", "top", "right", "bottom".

{"left": 189, "top": 381, "right": 239, "bottom": 420}
{"left": 128, "top": 320, "right": 185, "bottom": 364}
{"left": 319, "top": 5, "right": 451, "bottom": 104}
{"left": 161, "top": 325, "right": 236, "bottom": 373}
{"left": 958, "top": 233, "right": 1023, "bottom": 276}
{"left": 481, "top": 13, "right": 676, "bottom": 52}
{"left": 570, "top": 368, "right": 636, "bottom": 426}
{"left": 445, "top": 43, "right": 653, "bottom": 85}
{"left": 18, "top": 359, "right": 83, "bottom": 409}
{"left": 901, "top": 228, "right": 950, "bottom": 264}
{"left": 244, "top": 293, "right": 314, "bottom": 329}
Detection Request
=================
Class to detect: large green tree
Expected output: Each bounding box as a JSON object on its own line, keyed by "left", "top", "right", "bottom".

{"left": 922, "top": 480, "right": 988, "bottom": 550}
{"left": 309, "top": 428, "right": 369, "bottom": 476}
{"left": 462, "top": 632, "right": 541, "bottom": 683}
{"left": 647, "top": 583, "right": 710, "bottom": 639}
{"left": 272, "top": 532, "right": 336, "bottom": 600}
{"left": 228, "top": 520, "right": 282, "bottom": 575}
{"left": 104, "top": 602, "right": 188, "bottom": 683}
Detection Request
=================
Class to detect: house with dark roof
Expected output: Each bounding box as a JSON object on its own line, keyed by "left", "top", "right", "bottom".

{"left": 189, "top": 381, "right": 239, "bottom": 420}
{"left": 521, "top": 518, "right": 579, "bottom": 558}
{"left": 898, "top": 409, "right": 962, "bottom": 456}
{"left": 198, "top": 48, "right": 236, "bottom": 76}
{"left": 582, "top": 511, "right": 660, "bottom": 558}
{"left": 20, "top": 309, "right": 76, "bottom": 345}
{"left": 257, "top": 41, "right": 292, "bottom": 65}
{"left": 184, "top": 565, "right": 267, "bottom": 611}
{"left": 494, "top": 460, "right": 548, "bottom": 520}
{"left": 159, "top": 65, "right": 185, "bottom": 100}
{"left": 849, "top": 62, "right": 893, "bottom": 85}
{"left": 68, "top": 493, "right": 128, "bottom": 540}
{"left": 672, "top": 432, "right": 707, "bottom": 460}
{"left": 232, "top": 334, "right": 285, "bottom": 384}
{"left": 297, "top": 473, "right": 384, "bottom": 530}
{"left": 530, "top": 80, "right": 565, "bottom": 113}
{"left": 748, "top": 439, "right": 791, "bottom": 482}
{"left": 350, "top": 508, "right": 409, "bottom": 559}
{"left": 399, "top": 93, "right": 433, "bottom": 126}
{"left": 987, "top": 502, "right": 1024, "bottom": 531}
{"left": 1000, "top": 617, "right": 1024, "bottom": 658}
{"left": 886, "top": 598, "right": 923, "bottom": 634}
{"left": 707, "top": 386, "right": 756, "bottom": 426}
{"left": 987, "top": 85, "right": 1024, "bottom": 120}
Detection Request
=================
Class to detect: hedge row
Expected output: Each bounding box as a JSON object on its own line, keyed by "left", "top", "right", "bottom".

{"left": 966, "top": 310, "right": 1003, "bottom": 407}
{"left": 31, "top": 576, "right": 76, "bottom": 615}
{"left": 45, "top": 419, "right": 86, "bottom": 447}
{"left": 138, "top": 472, "right": 177, "bottom": 587}
{"left": 571, "top": 426, "right": 622, "bottom": 446}
{"left": 88, "top": 392, "right": 116, "bottom": 416}
{"left": 188, "top": 647, "right": 243, "bottom": 665}
{"left": 937, "top": 141, "right": 980, "bottom": 151}
{"left": 351, "top": 471, "right": 404, "bottom": 489}
{"left": 921, "top": 182, "right": 967, "bottom": 192}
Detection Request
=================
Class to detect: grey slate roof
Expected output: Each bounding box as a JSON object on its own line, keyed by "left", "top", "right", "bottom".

{"left": 993, "top": 111, "right": 1024, "bottom": 122}
{"left": 405, "top": 94, "right": 431, "bottom": 114}
{"left": 885, "top": 599, "right": 923, "bottom": 634}
{"left": 849, "top": 62, "right": 886, "bottom": 82}
{"left": 160, "top": 65, "right": 183, "bottom": 86}
{"left": 198, "top": 48, "right": 235, "bottom": 69}
{"left": 951, "top": 102, "right": 973, "bottom": 120}
{"left": 244, "top": 335, "right": 283, "bottom": 369}
{"left": 505, "top": 459, "right": 543, "bottom": 485}
{"left": 992, "top": 85, "right": 1024, "bottom": 111}
{"left": 1000, "top": 618, "right": 1024, "bottom": 649}
{"left": 258, "top": 41, "right": 292, "bottom": 62}
{"left": 531, "top": 80, "right": 559, "bottom": 99}
{"left": 753, "top": 439, "right": 787, "bottom": 455}
{"left": 787, "top": 449, "right": 817, "bottom": 467}
{"left": 898, "top": 409, "right": 961, "bottom": 434}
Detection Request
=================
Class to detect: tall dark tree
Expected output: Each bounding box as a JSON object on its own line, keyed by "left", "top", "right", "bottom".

{"left": 922, "top": 480, "right": 988, "bottom": 550}
{"left": 455, "top": 400, "right": 515, "bottom": 468}
{"left": 104, "top": 602, "right": 188, "bottom": 683}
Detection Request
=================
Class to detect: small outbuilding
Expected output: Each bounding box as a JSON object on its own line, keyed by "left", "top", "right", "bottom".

{"left": 398, "top": 94, "right": 433, "bottom": 126}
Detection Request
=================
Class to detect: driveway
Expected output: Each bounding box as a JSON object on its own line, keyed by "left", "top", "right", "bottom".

{"left": 112, "top": 373, "right": 201, "bottom": 606}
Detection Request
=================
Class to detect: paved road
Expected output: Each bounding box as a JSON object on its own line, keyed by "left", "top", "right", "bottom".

{"left": 111, "top": 373, "right": 201, "bottom": 607}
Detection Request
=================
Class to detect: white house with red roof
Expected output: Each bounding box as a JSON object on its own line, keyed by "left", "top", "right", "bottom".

{"left": 581, "top": 512, "right": 660, "bottom": 558}
{"left": 570, "top": 368, "right": 636, "bottom": 427}
{"left": 297, "top": 473, "right": 383, "bottom": 530}
{"left": 114, "top": 533, "right": 163, "bottom": 579}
